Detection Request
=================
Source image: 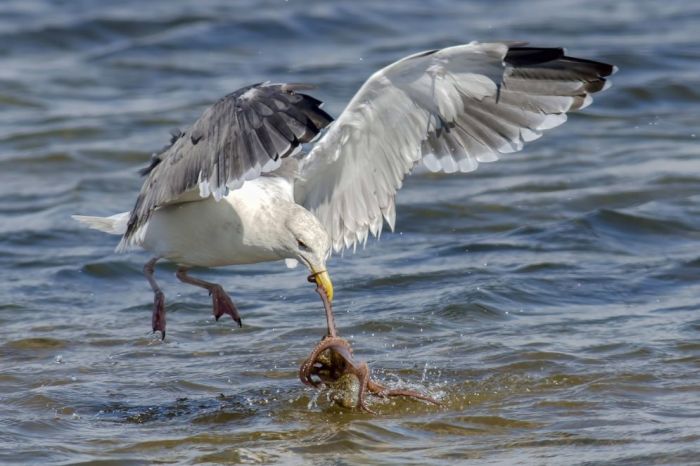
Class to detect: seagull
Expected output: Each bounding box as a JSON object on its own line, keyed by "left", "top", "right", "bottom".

{"left": 74, "top": 42, "right": 615, "bottom": 340}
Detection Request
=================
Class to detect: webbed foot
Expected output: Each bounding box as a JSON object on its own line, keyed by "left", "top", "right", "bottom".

{"left": 210, "top": 285, "right": 242, "bottom": 327}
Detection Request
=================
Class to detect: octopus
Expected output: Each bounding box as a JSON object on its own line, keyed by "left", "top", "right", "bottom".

{"left": 299, "top": 274, "right": 440, "bottom": 413}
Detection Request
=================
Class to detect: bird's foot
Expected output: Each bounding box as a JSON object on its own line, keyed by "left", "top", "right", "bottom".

{"left": 299, "top": 335, "right": 440, "bottom": 413}
{"left": 152, "top": 290, "right": 166, "bottom": 339}
{"left": 210, "top": 286, "right": 242, "bottom": 327}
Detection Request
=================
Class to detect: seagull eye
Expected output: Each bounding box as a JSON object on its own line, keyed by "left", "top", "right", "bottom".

{"left": 297, "top": 240, "right": 310, "bottom": 251}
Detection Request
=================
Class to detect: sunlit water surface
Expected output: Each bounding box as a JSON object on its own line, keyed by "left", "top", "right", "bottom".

{"left": 1, "top": 0, "right": 699, "bottom": 464}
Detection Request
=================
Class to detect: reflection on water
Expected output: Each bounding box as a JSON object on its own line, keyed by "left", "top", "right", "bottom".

{"left": 1, "top": 0, "right": 699, "bottom": 464}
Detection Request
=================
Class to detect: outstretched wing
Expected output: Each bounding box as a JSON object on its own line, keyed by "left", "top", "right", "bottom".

{"left": 120, "top": 82, "right": 333, "bottom": 250}
{"left": 295, "top": 42, "right": 615, "bottom": 253}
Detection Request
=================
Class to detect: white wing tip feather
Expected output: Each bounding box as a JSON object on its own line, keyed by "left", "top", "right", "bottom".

{"left": 285, "top": 258, "right": 299, "bottom": 269}
{"left": 537, "top": 113, "right": 568, "bottom": 131}
{"left": 578, "top": 93, "right": 594, "bottom": 110}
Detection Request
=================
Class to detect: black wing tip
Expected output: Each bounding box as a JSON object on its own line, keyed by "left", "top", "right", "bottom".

{"left": 277, "top": 85, "right": 334, "bottom": 145}
{"left": 300, "top": 96, "right": 334, "bottom": 126}
{"left": 230, "top": 81, "right": 333, "bottom": 127}
{"left": 505, "top": 45, "right": 617, "bottom": 78}
{"left": 504, "top": 46, "right": 565, "bottom": 66}
{"left": 559, "top": 56, "right": 617, "bottom": 77}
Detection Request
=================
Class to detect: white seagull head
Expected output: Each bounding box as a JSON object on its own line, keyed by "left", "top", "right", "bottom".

{"left": 283, "top": 205, "right": 333, "bottom": 301}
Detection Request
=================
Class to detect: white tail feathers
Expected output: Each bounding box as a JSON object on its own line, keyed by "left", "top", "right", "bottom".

{"left": 72, "top": 212, "right": 129, "bottom": 235}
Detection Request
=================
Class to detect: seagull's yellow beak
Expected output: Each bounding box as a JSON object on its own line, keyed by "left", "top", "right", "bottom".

{"left": 309, "top": 269, "right": 334, "bottom": 302}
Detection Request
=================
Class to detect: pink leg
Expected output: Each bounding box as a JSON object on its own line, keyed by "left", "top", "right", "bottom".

{"left": 144, "top": 257, "right": 166, "bottom": 339}
{"left": 176, "top": 267, "right": 242, "bottom": 327}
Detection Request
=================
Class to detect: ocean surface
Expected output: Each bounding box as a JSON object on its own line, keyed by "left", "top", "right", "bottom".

{"left": 1, "top": 0, "right": 699, "bottom": 464}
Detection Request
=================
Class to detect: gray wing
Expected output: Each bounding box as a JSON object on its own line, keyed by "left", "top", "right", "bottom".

{"left": 296, "top": 42, "right": 615, "bottom": 253}
{"left": 120, "top": 82, "right": 333, "bottom": 250}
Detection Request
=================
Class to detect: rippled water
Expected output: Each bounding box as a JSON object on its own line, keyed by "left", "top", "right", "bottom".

{"left": 1, "top": 0, "right": 699, "bottom": 464}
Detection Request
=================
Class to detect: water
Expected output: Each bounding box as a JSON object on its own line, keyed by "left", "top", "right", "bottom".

{"left": 1, "top": 0, "right": 699, "bottom": 464}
